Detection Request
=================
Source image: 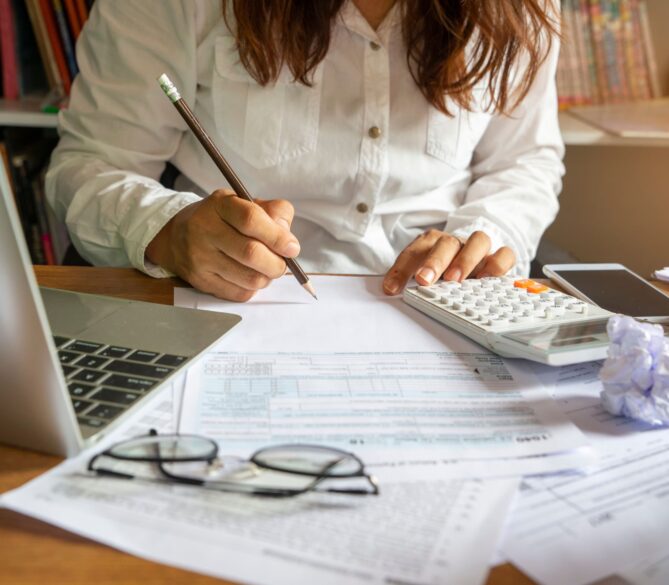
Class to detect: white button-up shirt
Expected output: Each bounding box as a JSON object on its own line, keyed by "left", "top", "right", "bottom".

{"left": 46, "top": 0, "right": 564, "bottom": 278}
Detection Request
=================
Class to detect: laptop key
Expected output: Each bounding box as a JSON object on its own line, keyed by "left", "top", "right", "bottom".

{"left": 68, "top": 340, "right": 105, "bottom": 354}
{"left": 71, "top": 399, "right": 94, "bottom": 414}
{"left": 78, "top": 417, "right": 105, "bottom": 429}
{"left": 53, "top": 336, "right": 71, "bottom": 348}
{"left": 91, "top": 388, "right": 141, "bottom": 406}
{"left": 69, "top": 382, "right": 95, "bottom": 397}
{"left": 74, "top": 355, "right": 110, "bottom": 369}
{"left": 98, "top": 346, "right": 132, "bottom": 359}
{"left": 127, "top": 350, "right": 161, "bottom": 363}
{"left": 61, "top": 365, "right": 78, "bottom": 377}
{"left": 58, "top": 350, "right": 81, "bottom": 364}
{"left": 87, "top": 404, "right": 124, "bottom": 420}
{"left": 156, "top": 354, "right": 189, "bottom": 367}
{"left": 72, "top": 369, "right": 108, "bottom": 384}
{"left": 104, "top": 374, "right": 156, "bottom": 392}
{"left": 104, "top": 360, "right": 173, "bottom": 380}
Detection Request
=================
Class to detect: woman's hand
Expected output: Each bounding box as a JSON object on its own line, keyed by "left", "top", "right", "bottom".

{"left": 146, "top": 189, "right": 300, "bottom": 302}
{"left": 382, "top": 229, "right": 516, "bottom": 295}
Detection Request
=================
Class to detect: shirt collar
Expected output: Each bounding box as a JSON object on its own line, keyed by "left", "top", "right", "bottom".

{"left": 338, "top": 0, "right": 401, "bottom": 45}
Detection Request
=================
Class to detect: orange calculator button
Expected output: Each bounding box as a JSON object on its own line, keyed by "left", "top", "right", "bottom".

{"left": 527, "top": 283, "right": 549, "bottom": 294}
{"left": 513, "top": 279, "right": 535, "bottom": 289}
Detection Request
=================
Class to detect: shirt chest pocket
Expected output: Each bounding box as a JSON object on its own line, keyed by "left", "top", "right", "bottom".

{"left": 426, "top": 93, "right": 491, "bottom": 169}
{"left": 212, "top": 36, "right": 323, "bottom": 169}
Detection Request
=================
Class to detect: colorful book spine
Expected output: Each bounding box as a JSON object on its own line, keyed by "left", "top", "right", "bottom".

{"left": 0, "top": 0, "right": 19, "bottom": 100}
{"left": 51, "top": 0, "right": 79, "bottom": 79}
{"left": 571, "top": 0, "right": 593, "bottom": 104}
{"left": 38, "top": 0, "right": 72, "bottom": 94}
{"left": 74, "top": 0, "right": 88, "bottom": 26}
{"left": 63, "top": 0, "right": 81, "bottom": 40}
{"left": 588, "top": 0, "right": 611, "bottom": 103}
{"left": 578, "top": 0, "right": 600, "bottom": 104}
{"left": 638, "top": 0, "right": 662, "bottom": 98}
{"left": 25, "top": 0, "right": 63, "bottom": 94}
{"left": 630, "top": 0, "right": 652, "bottom": 99}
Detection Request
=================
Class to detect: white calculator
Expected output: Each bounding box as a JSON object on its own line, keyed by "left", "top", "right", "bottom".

{"left": 403, "top": 277, "right": 613, "bottom": 366}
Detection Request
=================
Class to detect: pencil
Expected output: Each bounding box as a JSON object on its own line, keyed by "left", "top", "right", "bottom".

{"left": 157, "top": 73, "right": 318, "bottom": 301}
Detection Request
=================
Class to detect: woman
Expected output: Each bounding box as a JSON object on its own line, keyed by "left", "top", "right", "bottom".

{"left": 47, "top": 0, "right": 563, "bottom": 301}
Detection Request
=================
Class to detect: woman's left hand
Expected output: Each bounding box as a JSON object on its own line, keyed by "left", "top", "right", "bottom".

{"left": 382, "top": 229, "right": 516, "bottom": 295}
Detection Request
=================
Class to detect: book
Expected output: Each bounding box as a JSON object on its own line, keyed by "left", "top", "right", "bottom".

{"left": 51, "top": 0, "right": 79, "bottom": 80}
{"left": 38, "top": 0, "right": 71, "bottom": 94}
{"left": 638, "top": 0, "right": 661, "bottom": 98}
{"left": 11, "top": 0, "right": 50, "bottom": 97}
{"left": 0, "top": 0, "right": 19, "bottom": 99}
{"left": 63, "top": 0, "right": 81, "bottom": 41}
{"left": 25, "top": 0, "right": 64, "bottom": 95}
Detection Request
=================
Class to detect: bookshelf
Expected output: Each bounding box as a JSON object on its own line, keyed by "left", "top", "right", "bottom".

{"left": 0, "top": 98, "right": 58, "bottom": 128}
{"left": 546, "top": 0, "right": 669, "bottom": 280}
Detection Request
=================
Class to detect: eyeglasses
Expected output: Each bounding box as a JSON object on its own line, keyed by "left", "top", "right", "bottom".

{"left": 87, "top": 429, "right": 379, "bottom": 498}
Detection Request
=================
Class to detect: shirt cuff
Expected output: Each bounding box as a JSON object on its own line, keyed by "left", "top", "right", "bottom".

{"left": 128, "top": 191, "right": 202, "bottom": 278}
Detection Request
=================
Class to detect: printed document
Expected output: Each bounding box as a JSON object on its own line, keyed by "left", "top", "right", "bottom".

{"left": 500, "top": 361, "right": 669, "bottom": 585}
{"left": 176, "top": 276, "right": 590, "bottom": 478}
{"left": 1, "top": 388, "right": 519, "bottom": 585}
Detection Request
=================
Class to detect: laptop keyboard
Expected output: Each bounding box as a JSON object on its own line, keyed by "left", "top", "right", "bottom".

{"left": 54, "top": 336, "right": 188, "bottom": 431}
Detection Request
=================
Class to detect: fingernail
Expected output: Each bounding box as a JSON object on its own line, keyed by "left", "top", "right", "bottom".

{"left": 444, "top": 268, "right": 462, "bottom": 282}
{"left": 416, "top": 268, "right": 436, "bottom": 284}
{"left": 283, "top": 240, "right": 300, "bottom": 257}
{"left": 276, "top": 218, "right": 291, "bottom": 230}
{"left": 384, "top": 278, "right": 400, "bottom": 294}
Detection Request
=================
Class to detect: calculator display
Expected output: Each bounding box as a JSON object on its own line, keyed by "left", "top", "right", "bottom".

{"left": 501, "top": 319, "right": 609, "bottom": 352}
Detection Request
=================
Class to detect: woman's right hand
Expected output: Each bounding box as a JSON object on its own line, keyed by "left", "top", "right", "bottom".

{"left": 146, "top": 189, "right": 300, "bottom": 301}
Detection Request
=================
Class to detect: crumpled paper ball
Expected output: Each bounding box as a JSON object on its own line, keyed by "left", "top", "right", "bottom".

{"left": 599, "top": 315, "right": 669, "bottom": 425}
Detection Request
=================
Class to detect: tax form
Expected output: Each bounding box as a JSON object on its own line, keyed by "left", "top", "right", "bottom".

{"left": 500, "top": 361, "right": 669, "bottom": 585}
{"left": 1, "top": 383, "right": 519, "bottom": 585}
{"left": 176, "top": 276, "right": 590, "bottom": 479}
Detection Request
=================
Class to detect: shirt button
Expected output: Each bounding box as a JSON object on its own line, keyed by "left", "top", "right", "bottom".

{"left": 368, "top": 126, "right": 382, "bottom": 139}
{"left": 370, "top": 41, "right": 382, "bottom": 51}
{"left": 356, "top": 202, "right": 369, "bottom": 213}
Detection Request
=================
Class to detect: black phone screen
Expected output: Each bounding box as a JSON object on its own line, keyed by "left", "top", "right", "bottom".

{"left": 555, "top": 269, "right": 669, "bottom": 317}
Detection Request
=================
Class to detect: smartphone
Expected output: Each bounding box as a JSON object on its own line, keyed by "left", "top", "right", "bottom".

{"left": 542, "top": 263, "right": 669, "bottom": 322}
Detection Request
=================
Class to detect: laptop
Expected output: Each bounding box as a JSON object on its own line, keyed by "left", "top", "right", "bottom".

{"left": 0, "top": 161, "right": 241, "bottom": 457}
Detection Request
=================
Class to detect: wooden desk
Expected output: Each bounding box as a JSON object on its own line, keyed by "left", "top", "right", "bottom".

{"left": 4, "top": 267, "right": 667, "bottom": 585}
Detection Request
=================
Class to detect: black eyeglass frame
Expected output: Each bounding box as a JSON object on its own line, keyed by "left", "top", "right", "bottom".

{"left": 87, "top": 429, "right": 379, "bottom": 498}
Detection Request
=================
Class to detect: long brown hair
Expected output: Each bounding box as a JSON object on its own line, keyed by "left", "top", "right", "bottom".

{"left": 223, "top": 0, "right": 559, "bottom": 115}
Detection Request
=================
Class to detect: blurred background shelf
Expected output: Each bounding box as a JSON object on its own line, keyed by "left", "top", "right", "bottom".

{"left": 0, "top": 98, "right": 58, "bottom": 129}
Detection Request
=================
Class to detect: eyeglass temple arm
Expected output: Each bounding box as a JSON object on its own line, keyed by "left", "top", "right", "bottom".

{"left": 87, "top": 453, "right": 136, "bottom": 479}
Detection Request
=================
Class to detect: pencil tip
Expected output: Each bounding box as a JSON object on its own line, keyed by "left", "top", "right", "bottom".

{"left": 303, "top": 281, "right": 318, "bottom": 300}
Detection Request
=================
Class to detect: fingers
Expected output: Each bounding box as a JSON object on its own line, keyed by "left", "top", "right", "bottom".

{"left": 443, "top": 231, "right": 491, "bottom": 281}
{"left": 188, "top": 270, "right": 259, "bottom": 303}
{"left": 473, "top": 246, "right": 516, "bottom": 278}
{"left": 256, "top": 198, "right": 295, "bottom": 231}
{"left": 213, "top": 192, "right": 300, "bottom": 258}
{"left": 414, "top": 236, "right": 463, "bottom": 285}
{"left": 216, "top": 221, "right": 287, "bottom": 279}
{"left": 383, "top": 230, "right": 442, "bottom": 294}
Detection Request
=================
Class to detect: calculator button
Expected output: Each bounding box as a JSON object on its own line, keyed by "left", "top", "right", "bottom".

{"left": 514, "top": 279, "right": 535, "bottom": 289}
{"left": 417, "top": 286, "right": 439, "bottom": 299}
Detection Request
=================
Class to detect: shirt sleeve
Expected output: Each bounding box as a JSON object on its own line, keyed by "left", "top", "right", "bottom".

{"left": 45, "top": 0, "right": 202, "bottom": 277}
{"left": 445, "top": 32, "right": 565, "bottom": 278}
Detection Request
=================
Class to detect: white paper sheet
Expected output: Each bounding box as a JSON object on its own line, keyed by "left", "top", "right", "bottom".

{"left": 500, "top": 362, "right": 669, "bottom": 585}
{"left": 176, "top": 276, "right": 590, "bottom": 479}
{"left": 617, "top": 549, "right": 669, "bottom": 585}
{"left": 1, "top": 392, "right": 519, "bottom": 585}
